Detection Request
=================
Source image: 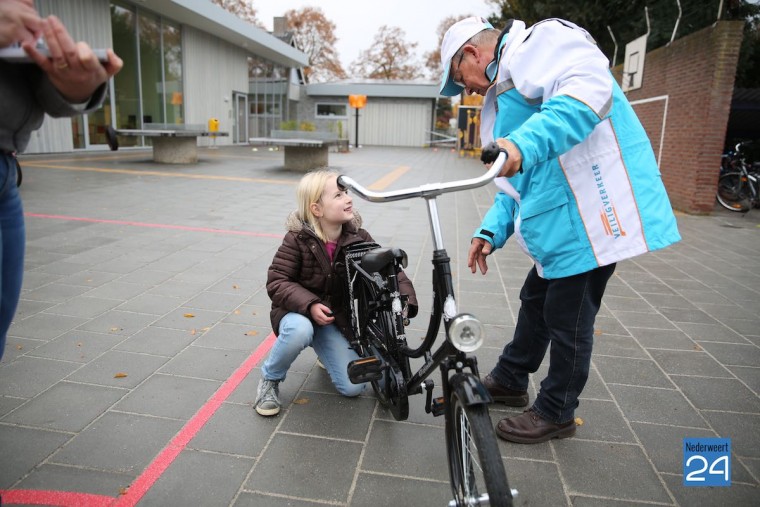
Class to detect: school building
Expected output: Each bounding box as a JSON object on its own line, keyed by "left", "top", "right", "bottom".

{"left": 22, "top": 0, "right": 440, "bottom": 155}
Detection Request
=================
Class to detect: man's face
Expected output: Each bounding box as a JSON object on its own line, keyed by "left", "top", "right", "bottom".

{"left": 452, "top": 45, "right": 492, "bottom": 96}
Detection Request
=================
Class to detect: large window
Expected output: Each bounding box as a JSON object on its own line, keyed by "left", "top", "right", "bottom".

{"left": 163, "top": 21, "right": 183, "bottom": 124}
{"left": 111, "top": 2, "right": 140, "bottom": 146}
{"left": 248, "top": 58, "right": 289, "bottom": 137}
{"left": 316, "top": 103, "right": 347, "bottom": 118}
{"left": 106, "top": 1, "right": 184, "bottom": 149}
{"left": 139, "top": 12, "right": 163, "bottom": 126}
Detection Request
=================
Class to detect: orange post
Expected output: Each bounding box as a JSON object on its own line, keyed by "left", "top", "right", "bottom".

{"left": 348, "top": 95, "right": 367, "bottom": 148}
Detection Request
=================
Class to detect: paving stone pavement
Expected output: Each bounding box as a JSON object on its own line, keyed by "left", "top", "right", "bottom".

{"left": 0, "top": 145, "right": 758, "bottom": 506}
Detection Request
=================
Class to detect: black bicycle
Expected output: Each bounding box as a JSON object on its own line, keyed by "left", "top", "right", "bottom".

{"left": 338, "top": 143, "right": 516, "bottom": 507}
{"left": 716, "top": 141, "right": 760, "bottom": 212}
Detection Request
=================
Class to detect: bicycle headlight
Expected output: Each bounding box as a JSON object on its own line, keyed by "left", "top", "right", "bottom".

{"left": 449, "top": 314, "right": 485, "bottom": 352}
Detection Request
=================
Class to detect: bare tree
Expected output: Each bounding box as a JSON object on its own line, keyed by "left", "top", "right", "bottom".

{"left": 285, "top": 7, "right": 346, "bottom": 82}
{"left": 349, "top": 25, "right": 423, "bottom": 80}
{"left": 210, "top": 0, "right": 262, "bottom": 27}
{"left": 423, "top": 15, "right": 475, "bottom": 79}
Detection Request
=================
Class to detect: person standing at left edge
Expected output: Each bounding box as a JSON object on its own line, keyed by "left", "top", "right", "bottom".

{"left": 0, "top": 0, "right": 123, "bottom": 360}
{"left": 438, "top": 17, "right": 681, "bottom": 444}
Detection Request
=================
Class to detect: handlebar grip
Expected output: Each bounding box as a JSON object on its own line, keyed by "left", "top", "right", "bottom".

{"left": 481, "top": 142, "right": 505, "bottom": 165}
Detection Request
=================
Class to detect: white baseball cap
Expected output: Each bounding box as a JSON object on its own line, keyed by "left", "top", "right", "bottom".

{"left": 439, "top": 17, "right": 494, "bottom": 96}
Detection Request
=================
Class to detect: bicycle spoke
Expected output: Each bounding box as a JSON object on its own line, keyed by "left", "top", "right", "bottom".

{"left": 459, "top": 411, "right": 482, "bottom": 504}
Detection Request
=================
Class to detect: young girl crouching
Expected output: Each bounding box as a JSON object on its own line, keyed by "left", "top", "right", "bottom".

{"left": 256, "top": 170, "right": 418, "bottom": 416}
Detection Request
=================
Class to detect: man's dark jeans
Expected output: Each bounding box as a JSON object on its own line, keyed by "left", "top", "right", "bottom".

{"left": 491, "top": 263, "right": 616, "bottom": 424}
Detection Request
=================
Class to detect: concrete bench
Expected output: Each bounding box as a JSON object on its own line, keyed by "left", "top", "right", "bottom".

{"left": 249, "top": 131, "right": 347, "bottom": 171}
{"left": 106, "top": 124, "right": 229, "bottom": 164}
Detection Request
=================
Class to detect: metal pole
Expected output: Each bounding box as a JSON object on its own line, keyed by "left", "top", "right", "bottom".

{"left": 607, "top": 25, "right": 618, "bottom": 68}
{"left": 670, "top": 0, "right": 682, "bottom": 44}
{"left": 354, "top": 108, "right": 359, "bottom": 148}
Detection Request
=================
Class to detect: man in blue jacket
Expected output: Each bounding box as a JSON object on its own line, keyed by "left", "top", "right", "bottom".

{"left": 440, "top": 17, "right": 681, "bottom": 443}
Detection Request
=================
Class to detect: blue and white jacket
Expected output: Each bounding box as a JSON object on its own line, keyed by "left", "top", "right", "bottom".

{"left": 476, "top": 19, "right": 681, "bottom": 279}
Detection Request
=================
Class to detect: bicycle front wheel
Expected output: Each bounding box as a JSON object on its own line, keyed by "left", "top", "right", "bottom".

{"left": 446, "top": 389, "right": 512, "bottom": 506}
{"left": 716, "top": 172, "right": 751, "bottom": 212}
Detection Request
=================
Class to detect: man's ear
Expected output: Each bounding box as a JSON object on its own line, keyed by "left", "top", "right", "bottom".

{"left": 464, "top": 44, "right": 480, "bottom": 62}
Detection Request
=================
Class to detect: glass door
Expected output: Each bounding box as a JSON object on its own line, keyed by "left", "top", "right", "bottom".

{"left": 71, "top": 84, "right": 113, "bottom": 149}
{"left": 234, "top": 92, "right": 248, "bottom": 143}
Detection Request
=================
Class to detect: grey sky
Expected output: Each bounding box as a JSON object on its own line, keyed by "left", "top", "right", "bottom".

{"left": 255, "top": 0, "right": 494, "bottom": 71}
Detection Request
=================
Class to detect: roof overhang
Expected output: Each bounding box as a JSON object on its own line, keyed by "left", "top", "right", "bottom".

{"left": 306, "top": 80, "right": 441, "bottom": 99}
{"left": 126, "top": 0, "right": 308, "bottom": 68}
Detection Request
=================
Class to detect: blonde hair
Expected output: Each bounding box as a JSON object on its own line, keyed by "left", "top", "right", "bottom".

{"left": 296, "top": 169, "right": 339, "bottom": 242}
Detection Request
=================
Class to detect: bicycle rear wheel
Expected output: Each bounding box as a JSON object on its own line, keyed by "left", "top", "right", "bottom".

{"left": 356, "top": 276, "right": 410, "bottom": 420}
{"left": 716, "top": 172, "right": 751, "bottom": 212}
{"left": 446, "top": 386, "right": 512, "bottom": 506}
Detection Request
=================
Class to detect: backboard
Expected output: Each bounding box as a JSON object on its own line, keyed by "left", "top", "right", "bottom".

{"left": 622, "top": 34, "right": 647, "bottom": 92}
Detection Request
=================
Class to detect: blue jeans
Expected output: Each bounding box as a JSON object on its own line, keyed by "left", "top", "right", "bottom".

{"left": 491, "top": 264, "right": 616, "bottom": 424}
{"left": 0, "top": 153, "right": 25, "bottom": 361}
{"left": 262, "top": 312, "right": 366, "bottom": 397}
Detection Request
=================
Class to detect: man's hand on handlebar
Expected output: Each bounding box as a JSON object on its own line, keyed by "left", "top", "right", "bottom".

{"left": 482, "top": 138, "right": 522, "bottom": 177}
{"left": 468, "top": 238, "right": 493, "bottom": 275}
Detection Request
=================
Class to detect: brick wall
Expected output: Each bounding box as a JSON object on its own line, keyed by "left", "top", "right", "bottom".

{"left": 612, "top": 21, "right": 744, "bottom": 213}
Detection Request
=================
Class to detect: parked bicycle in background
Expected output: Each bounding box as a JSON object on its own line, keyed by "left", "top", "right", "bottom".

{"left": 716, "top": 141, "right": 760, "bottom": 212}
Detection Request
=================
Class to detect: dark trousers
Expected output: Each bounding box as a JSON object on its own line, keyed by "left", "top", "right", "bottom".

{"left": 491, "top": 263, "right": 616, "bottom": 424}
{"left": 0, "top": 152, "right": 25, "bottom": 361}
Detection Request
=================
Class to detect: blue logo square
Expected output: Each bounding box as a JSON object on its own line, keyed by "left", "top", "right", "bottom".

{"left": 683, "top": 438, "right": 731, "bottom": 487}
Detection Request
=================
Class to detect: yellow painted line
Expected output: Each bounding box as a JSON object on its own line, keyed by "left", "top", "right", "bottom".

{"left": 24, "top": 149, "right": 277, "bottom": 164}
{"left": 21, "top": 157, "right": 409, "bottom": 189}
{"left": 368, "top": 165, "right": 410, "bottom": 190}
{"left": 20, "top": 162, "right": 296, "bottom": 185}
{"left": 22, "top": 153, "right": 149, "bottom": 164}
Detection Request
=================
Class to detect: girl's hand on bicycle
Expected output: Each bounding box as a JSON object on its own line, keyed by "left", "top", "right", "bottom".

{"left": 310, "top": 303, "right": 335, "bottom": 326}
{"left": 468, "top": 238, "right": 493, "bottom": 275}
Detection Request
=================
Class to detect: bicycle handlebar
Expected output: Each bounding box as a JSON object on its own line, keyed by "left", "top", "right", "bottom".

{"left": 337, "top": 148, "right": 508, "bottom": 203}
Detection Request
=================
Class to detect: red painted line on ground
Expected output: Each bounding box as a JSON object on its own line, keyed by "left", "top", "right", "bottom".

{"left": 113, "top": 332, "right": 277, "bottom": 507}
{"left": 0, "top": 332, "right": 277, "bottom": 507}
{"left": 24, "top": 213, "right": 283, "bottom": 239}
{"left": 0, "top": 490, "right": 113, "bottom": 506}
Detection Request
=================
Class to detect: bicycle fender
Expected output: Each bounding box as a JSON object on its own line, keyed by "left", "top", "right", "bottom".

{"left": 449, "top": 373, "right": 493, "bottom": 406}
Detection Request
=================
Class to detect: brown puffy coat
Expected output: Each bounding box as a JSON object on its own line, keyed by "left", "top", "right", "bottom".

{"left": 267, "top": 212, "right": 418, "bottom": 340}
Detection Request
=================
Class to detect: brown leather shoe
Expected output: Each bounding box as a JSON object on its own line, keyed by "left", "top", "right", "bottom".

{"left": 482, "top": 374, "right": 529, "bottom": 407}
{"left": 495, "top": 408, "right": 576, "bottom": 444}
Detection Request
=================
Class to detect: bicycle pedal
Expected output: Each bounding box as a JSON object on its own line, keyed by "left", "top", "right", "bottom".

{"left": 431, "top": 396, "right": 446, "bottom": 417}
{"left": 347, "top": 357, "right": 384, "bottom": 384}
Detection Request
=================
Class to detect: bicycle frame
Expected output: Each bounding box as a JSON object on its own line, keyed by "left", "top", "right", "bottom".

{"left": 339, "top": 152, "right": 517, "bottom": 506}
{"left": 338, "top": 153, "right": 507, "bottom": 406}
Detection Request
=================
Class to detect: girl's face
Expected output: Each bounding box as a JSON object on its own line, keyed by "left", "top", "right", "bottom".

{"left": 314, "top": 175, "right": 353, "bottom": 226}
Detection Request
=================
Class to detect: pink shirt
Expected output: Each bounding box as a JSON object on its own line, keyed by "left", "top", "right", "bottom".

{"left": 326, "top": 241, "right": 337, "bottom": 262}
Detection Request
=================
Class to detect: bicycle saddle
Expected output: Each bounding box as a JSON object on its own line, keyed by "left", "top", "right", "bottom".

{"left": 361, "top": 247, "right": 408, "bottom": 271}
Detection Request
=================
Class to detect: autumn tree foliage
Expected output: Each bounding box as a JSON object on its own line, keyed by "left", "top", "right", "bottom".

{"left": 350, "top": 25, "right": 423, "bottom": 80}
{"left": 210, "top": 0, "right": 262, "bottom": 28}
{"left": 284, "top": 7, "right": 346, "bottom": 82}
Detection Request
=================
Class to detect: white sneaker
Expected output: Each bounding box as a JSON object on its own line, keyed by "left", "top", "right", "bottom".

{"left": 255, "top": 379, "right": 281, "bottom": 416}
{"left": 316, "top": 358, "right": 326, "bottom": 370}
